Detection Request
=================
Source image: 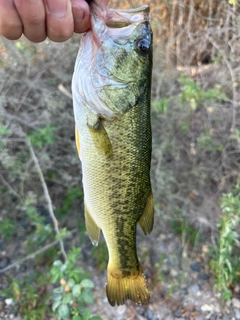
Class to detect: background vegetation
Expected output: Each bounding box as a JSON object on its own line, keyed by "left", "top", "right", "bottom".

{"left": 0, "top": 0, "right": 240, "bottom": 318}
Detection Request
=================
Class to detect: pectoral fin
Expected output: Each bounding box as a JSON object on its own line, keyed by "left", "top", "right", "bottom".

{"left": 75, "top": 125, "right": 81, "bottom": 158}
{"left": 84, "top": 204, "right": 101, "bottom": 246}
{"left": 138, "top": 191, "right": 154, "bottom": 235}
{"left": 87, "top": 117, "right": 113, "bottom": 158}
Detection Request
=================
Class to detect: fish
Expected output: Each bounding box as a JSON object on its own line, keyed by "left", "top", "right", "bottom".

{"left": 72, "top": 1, "right": 153, "bottom": 306}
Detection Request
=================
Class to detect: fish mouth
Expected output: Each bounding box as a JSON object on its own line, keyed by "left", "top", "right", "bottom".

{"left": 91, "top": 4, "right": 150, "bottom": 41}
{"left": 106, "top": 6, "right": 150, "bottom": 28}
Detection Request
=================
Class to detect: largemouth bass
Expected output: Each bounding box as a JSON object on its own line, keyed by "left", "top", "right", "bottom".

{"left": 72, "top": 1, "right": 153, "bottom": 306}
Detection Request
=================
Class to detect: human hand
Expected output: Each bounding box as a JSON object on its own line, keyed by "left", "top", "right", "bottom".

{"left": 0, "top": 0, "right": 109, "bottom": 43}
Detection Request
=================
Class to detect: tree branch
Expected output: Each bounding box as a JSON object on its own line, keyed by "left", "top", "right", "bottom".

{"left": 25, "top": 137, "right": 68, "bottom": 262}
{"left": 0, "top": 235, "right": 72, "bottom": 274}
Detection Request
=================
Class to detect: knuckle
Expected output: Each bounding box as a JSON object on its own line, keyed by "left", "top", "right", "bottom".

{"left": 27, "top": 14, "right": 44, "bottom": 27}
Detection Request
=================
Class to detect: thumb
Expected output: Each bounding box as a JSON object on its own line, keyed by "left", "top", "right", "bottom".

{"left": 71, "top": 0, "right": 90, "bottom": 33}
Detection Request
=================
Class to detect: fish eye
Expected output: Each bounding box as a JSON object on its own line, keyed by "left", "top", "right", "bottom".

{"left": 135, "top": 38, "right": 151, "bottom": 55}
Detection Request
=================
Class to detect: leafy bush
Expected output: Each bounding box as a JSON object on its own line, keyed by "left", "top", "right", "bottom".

{"left": 210, "top": 182, "right": 240, "bottom": 300}
{"left": 178, "top": 74, "right": 227, "bottom": 110}
{"left": 27, "top": 125, "right": 56, "bottom": 148}
{"left": 51, "top": 247, "right": 101, "bottom": 320}
{"left": 0, "top": 217, "right": 16, "bottom": 240}
{"left": 0, "top": 272, "right": 51, "bottom": 320}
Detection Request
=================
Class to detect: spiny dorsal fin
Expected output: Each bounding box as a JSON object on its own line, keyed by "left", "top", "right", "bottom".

{"left": 138, "top": 191, "right": 154, "bottom": 235}
{"left": 84, "top": 204, "right": 101, "bottom": 246}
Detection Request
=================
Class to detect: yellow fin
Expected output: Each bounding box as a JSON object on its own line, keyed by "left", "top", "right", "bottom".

{"left": 87, "top": 118, "right": 112, "bottom": 158}
{"left": 75, "top": 125, "right": 81, "bottom": 157}
{"left": 138, "top": 191, "right": 154, "bottom": 235}
{"left": 106, "top": 266, "right": 150, "bottom": 306}
{"left": 84, "top": 204, "right": 101, "bottom": 246}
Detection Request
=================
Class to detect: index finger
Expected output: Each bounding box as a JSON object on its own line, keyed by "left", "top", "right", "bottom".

{"left": 71, "top": 0, "right": 90, "bottom": 33}
{"left": 44, "top": 0, "right": 74, "bottom": 42}
{"left": 0, "top": 0, "right": 23, "bottom": 40}
{"left": 13, "top": 0, "right": 46, "bottom": 43}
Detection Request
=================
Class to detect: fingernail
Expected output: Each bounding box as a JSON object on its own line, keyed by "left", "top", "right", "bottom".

{"left": 72, "top": 5, "right": 84, "bottom": 22}
{"left": 46, "top": 0, "right": 67, "bottom": 18}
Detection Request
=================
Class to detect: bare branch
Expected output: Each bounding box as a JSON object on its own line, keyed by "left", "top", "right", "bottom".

{"left": 25, "top": 137, "right": 68, "bottom": 262}
{"left": 206, "top": 36, "right": 238, "bottom": 133}
{"left": 0, "top": 232, "right": 74, "bottom": 274}
{"left": 4, "top": 112, "right": 40, "bottom": 130}
{"left": 0, "top": 172, "right": 22, "bottom": 200}
{"left": 58, "top": 84, "right": 72, "bottom": 100}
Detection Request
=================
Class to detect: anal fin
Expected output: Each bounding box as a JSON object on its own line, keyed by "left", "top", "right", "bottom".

{"left": 84, "top": 204, "right": 101, "bottom": 246}
{"left": 87, "top": 117, "right": 112, "bottom": 158}
{"left": 138, "top": 191, "right": 154, "bottom": 235}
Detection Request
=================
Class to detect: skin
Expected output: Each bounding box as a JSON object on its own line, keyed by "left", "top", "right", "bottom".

{"left": 0, "top": 0, "right": 109, "bottom": 42}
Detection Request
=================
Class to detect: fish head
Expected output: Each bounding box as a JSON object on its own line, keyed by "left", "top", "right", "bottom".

{"left": 72, "top": 4, "right": 152, "bottom": 119}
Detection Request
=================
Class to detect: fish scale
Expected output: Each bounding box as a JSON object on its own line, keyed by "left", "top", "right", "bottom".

{"left": 72, "top": 2, "right": 153, "bottom": 306}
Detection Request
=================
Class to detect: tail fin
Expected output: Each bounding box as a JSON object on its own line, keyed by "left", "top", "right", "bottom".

{"left": 106, "top": 266, "right": 150, "bottom": 306}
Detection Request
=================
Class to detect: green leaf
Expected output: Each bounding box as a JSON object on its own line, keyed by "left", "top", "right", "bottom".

{"left": 90, "top": 317, "right": 102, "bottom": 320}
{"left": 83, "top": 309, "right": 91, "bottom": 320}
{"left": 0, "top": 125, "right": 11, "bottom": 136}
{"left": 68, "top": 247, "right": 81, "bottom": 263}
{"left": 153, "top": 98, "right": 169, "bottom": 113}
{"left": 69, "top": 269, "right": 84, "bottom": 283}
{"left": 62, "top": 292, "right": 72, "bottom": 304}
{"left": 52, "top": 300, "right": 62, "bottom": 312}
{"left": 51, "top": 270, "right": 62, "bottom": 283}
{"left": 68, "top": 278, "right": 76, "bottom": 288}
{"left": 27, "top": 125, "right": 56, "bottom": 148}
{"left": 81, "top": 289, "right": 94, "bottom": 304}
{"left": 56, "top": 228, "right": 71, "bottom": 241}
{"left": 72, "top": 284, "right": 81, "bottom": 297}
{"left": 73, "top": 316, "right": 82, "bottom": 320}
{"left": 58, "top": 304, "right": 70, "bottom": 319}
{"left": 0, "top": 218, "right": 16, "bottom": 240}
{"left": 53, "top": 287, "right": 64, "bottom": 294}
{"left": 80, "top": 279, "right": 94, "bottom": 289}
{"left": 53, "top": 260, "right": 63, "bottom": 267}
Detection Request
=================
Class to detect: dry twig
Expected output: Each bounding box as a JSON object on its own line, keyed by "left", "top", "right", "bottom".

{"left": 0, "top": 232, "right": 73, "bottom": 274}
{"left": 25, "top": 137, "right": 68, "bottom": 262}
